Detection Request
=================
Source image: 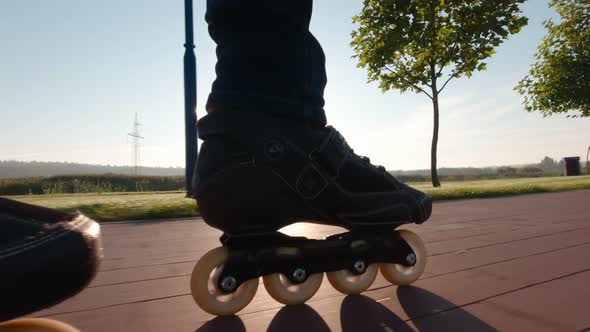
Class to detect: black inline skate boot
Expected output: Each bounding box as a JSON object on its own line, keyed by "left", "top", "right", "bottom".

{"left": 0, "top": 198, "right": 102, "bottom": 332}
{"left": 189, "top": 111, "right": 432, "bottom": 315}
{"left": 192, "top": 111, "right": 432, "bottom": 233}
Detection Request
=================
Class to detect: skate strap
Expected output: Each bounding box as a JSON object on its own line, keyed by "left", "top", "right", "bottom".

{"left": 197, "top": 112, "right": 350, "bottom": 198}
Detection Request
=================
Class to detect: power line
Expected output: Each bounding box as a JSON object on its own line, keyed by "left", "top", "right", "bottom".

{"left": 128, "top": 113, "right": 144, "bottom": 175}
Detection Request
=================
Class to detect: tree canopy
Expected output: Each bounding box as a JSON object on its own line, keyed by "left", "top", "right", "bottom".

{"left": 351, "top": 0, "right": 528, "bottom": 97}
{"left": 351, "top": 0, "right": 528, "bottom": 186}
{"left": 516, "top": 0, "right": 590, "bottom": 117}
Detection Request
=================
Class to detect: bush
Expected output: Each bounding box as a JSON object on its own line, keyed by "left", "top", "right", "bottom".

{"left": 0, "top": 174, "right": 185, "bottom": 195}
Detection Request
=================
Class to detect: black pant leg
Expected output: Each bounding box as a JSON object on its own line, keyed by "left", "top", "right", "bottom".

{"left": 204, "top": 0, "right": 327, "bottom": 127}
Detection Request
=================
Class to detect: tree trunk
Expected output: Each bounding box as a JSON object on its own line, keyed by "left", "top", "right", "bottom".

{"left": 430, "top": 64, "right": 441, "bottom": 187}
{"left": 431, "top": 94, "right": 441, "bottom": 187}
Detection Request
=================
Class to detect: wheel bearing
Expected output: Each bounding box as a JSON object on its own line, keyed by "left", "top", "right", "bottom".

{"left": 292, "top": 268, "right": 307, "bottom": 283}
{"left": 353, "top": 260, "right": 366, "bottom": 274}
{"left": 405, "top": 253, "right": 417, "bottom": 266}
{"left": 221, "top": 276, "right": 238, "bottom": 292}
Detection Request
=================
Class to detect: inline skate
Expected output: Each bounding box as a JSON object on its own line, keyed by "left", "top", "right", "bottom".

{"left": 189, "top": 113, "right": 432, "bottom": 316}
{"left": 0, "top": 198, "right": 102, "bottom": 332}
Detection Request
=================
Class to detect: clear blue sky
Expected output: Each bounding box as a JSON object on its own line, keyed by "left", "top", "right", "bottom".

{"left": 1, "top": 0, "right": 587, "bottom": 170}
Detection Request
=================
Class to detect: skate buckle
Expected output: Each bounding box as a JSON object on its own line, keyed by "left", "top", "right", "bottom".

{"left": 265, "top": 139, "right": 287, "bottom": 161}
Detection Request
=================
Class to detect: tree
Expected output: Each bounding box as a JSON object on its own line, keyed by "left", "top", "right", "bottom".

{"left": 520, "top": 166, "right": 544, "bottom": 176}
{"left": 539, "top": 156, "right": 558, "bottom": 172}
{"left": 498, "top": 166, "right": 517, "bottom": 176}
{"left": 351, "top": 0, "right": 528, "bottom": 187}
{"left": 516, "top": 0, "right": 590, "bottom": 118}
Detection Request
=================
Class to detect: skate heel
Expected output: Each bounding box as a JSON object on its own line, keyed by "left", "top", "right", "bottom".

{"left": 196, "top": 164, "right": 317, "bottom": 233}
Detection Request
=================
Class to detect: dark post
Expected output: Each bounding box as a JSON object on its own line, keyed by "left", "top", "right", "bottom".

{"left": 563, "top": 157, "right": 581, "bottom": 176}
{"left": 184, "top": 0, "right": 198, "bottom": 196}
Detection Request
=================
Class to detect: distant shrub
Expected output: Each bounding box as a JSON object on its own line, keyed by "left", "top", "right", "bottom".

{"left": 519, "top": 166, "right": 544, "bottom": 177}
{"left": 0, "top": 174, "right": 185, "bottom": 195}
{"left": 397, "top": 175, "right": 427, "bottom": 182}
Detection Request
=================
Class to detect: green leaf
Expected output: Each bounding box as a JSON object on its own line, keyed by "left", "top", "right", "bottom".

{"left": 515, "top": 0, "right": 590, "bottom": 117}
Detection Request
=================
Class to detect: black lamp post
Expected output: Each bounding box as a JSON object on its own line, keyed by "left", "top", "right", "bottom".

{"left": 183, "top": 0, "right": 198, "bottom": 195}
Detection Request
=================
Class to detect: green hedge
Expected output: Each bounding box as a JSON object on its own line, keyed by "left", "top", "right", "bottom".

{"left": 1, "top": 171, "right": 565, "bottom": 196}
{"left": 0, "top": 174, "right": 185, "bottom": 195}
{"left": 395, "top": 172, "right": 557, "bottom": 183}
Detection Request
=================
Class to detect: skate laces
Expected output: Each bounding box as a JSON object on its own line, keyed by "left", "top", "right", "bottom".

{"left": 353, "top": 152, "right": 387, "bottom": 174}
{"left": 329, "top": 127, "right": 388, "bottom": 174}
{"left": 359, "top": 155, "right": 387, "bottom": 172}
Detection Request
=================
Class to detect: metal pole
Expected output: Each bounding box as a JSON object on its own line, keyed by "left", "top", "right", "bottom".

{"left": 184, "top": 0, "right": 198, "bottom": 196}
{"left": 586, "top": 146, "right": 589, "bottom": 175}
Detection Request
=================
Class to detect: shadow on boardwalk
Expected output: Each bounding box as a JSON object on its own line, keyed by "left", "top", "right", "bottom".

{"left": 195, "top": 287, "right": 495, "bottom": 331}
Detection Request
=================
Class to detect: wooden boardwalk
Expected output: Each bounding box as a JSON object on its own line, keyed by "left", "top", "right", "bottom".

{"left": 37, "top": 190, "right": 590, "bottom": 331}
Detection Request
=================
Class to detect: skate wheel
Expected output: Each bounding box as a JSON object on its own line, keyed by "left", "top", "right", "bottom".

{"left": 190, "top": 247, "right": 258, "bottom": 316}
{"left": 380, "top": 230, "right": 427, "bottom": 286}
{"left": 263, "top": 271, "right": 323, "bottom": 305}
{"left": 0, "top": 318, "right": 79, "bottom": 332}
{"left": 326, "top": 263, "right": 378, "bottom": 295}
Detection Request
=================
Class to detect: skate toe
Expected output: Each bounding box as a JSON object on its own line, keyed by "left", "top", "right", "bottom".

{"left": 417, "top": 194, "right": 432, "bottom": 224}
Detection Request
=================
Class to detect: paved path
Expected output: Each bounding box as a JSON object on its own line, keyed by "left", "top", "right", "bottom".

{"left": 37, "top": 190, "right": 590, "bottom": 331}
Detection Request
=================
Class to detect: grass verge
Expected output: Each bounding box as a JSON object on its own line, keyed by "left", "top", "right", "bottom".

{"left": 413, "top": 175, "right": 590, "bottom": 200}
{"left": 3, "top": 176, "right": 590, "bottom": 222}
{"left": 4, "top": 192, "right": 197, "bottom": 222}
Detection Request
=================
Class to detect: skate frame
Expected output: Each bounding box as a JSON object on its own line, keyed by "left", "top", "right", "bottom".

{"left": 216, "top": 230, "right": 417, "bottom": 293}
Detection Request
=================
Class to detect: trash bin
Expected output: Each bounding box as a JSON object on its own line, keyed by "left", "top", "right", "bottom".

{"left": 563, "top": 157, "right": 581, "bottom": 176}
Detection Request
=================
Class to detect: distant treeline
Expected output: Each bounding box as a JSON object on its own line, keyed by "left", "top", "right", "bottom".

{"left": 392, "top": 156, "right": 571, "bottom": 182}
{"left": 0, "top": 156, "right": 577, "bottom": 180}
{"left": 0, "top": 174, "right": 185, "bottom": 195}
{"left": 394, "top": 166, "right": 557, "bottom": 183}
{"left": 0, "top": 156, "right": 582, "bottom": 195}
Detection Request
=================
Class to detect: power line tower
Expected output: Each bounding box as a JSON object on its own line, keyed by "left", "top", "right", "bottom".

{"left": 128, "top": 113, "right": 144, "bottom": 175}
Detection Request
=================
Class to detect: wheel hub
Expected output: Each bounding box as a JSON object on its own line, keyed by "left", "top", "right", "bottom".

{"left": 292, "top": 268, "right": 307, "bottom": 283}
{"left": 405, "top": 253, "right": 416, "bottom": 266}
{"left": 220, "top": 276, "right": 238, "bottom": 292}
{"left": 353, "top": 260, "right": 366, "bottom": 274}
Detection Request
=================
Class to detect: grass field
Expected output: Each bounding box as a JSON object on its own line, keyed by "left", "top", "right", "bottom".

{"left": 4, "top": 176, "right": 590, "bottom": 222}
{"left": 6, "top": 191, "right": 196, "bottom": 222}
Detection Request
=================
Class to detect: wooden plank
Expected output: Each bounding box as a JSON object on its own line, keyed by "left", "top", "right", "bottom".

{"left": 422, "top": 270, "right": 590, "bottom": 331}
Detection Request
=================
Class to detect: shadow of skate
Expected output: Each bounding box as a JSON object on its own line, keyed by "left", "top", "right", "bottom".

{"left": 194, "top": 315, "right": 246, "bottom": 332}
{"left": 340, "top": 295, "right": 414, "bottom": 332}
{"left": 267, "top": 304, "right": 331, "bottom": 332}
{"left": 193, "top": 288, "right": 495, "bottom": 332}
{"left": 397, "top": 286, "right": 496, "bottom": 332}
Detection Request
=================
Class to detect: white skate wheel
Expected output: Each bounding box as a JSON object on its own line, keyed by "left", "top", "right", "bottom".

{"left": 0, "top": 318, "right": 79, "bottom": 332}
{"left": 380, "top": 229, "right": 427, "bottom": 286}
{"left": 190, "top": 247, "right": 258, "bottom": 316}
{"left": 326, "top": 263, "right": 378, "bottom": 295}
{"left": 263, "top": 271, "right": 323, "bottom": 305}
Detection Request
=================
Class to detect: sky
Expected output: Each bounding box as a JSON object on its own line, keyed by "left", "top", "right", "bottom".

{"left": 0, "top": 0, "right": 588, "bottom": 170}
